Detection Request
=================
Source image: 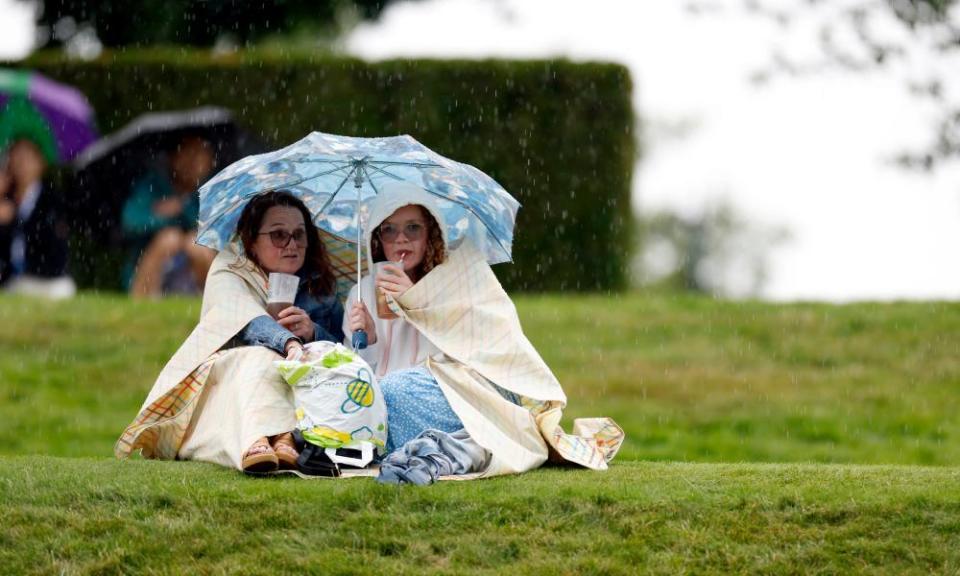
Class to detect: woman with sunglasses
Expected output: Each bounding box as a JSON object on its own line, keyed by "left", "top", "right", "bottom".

{"left": 117, "top": 190, "right": 344, "bottom": 473}
{"left": 225, "top": 190, "right": 344, "bottom": 471}
{"left": 233, "top": 190, "right": 343, "bottom": 362}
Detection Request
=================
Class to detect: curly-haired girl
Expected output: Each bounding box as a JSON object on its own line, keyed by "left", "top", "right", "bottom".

{"left": 344, "top": 182, "right": 448, "bottom": 377}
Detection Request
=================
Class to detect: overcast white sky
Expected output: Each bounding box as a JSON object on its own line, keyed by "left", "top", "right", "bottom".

{"left": 0, "top": 0, "right": 35, "bottom": 60}
{"left": 3, "top": 0, "right": 960, "bottom": 301}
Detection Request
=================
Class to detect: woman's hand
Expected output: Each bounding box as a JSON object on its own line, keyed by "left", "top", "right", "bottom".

{"left": 0, "top": 199, "right": 14, "bottom": 226}
{"left": 348, "top": 301, "right": 377, "bottom": 345}
{"left": 277, "top": 306, "right": 315, "bottom": 342}
{"left": 376, "top": 264, "right": 414, "bottom": 299}
{"left": 284, "top": 339, "right": 304, "bottom": 361}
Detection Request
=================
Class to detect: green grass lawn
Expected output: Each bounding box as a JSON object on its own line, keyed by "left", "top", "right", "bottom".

{"left": 2, "top": 458, "right": 958, "bottom": 575}
{"left": 1, "top": 292, "right": 959, "bottom": 574}
{"left": 2, "top": 292, "right": 957, "bottom": 464}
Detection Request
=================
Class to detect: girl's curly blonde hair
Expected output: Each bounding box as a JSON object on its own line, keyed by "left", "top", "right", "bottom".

{"left": 370, "top": 205, "right": 446, "bottom": 281}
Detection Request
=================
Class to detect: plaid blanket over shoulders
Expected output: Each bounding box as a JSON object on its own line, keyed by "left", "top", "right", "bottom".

{"left": 115, "top": 243, "right": 270, "bottom": 460}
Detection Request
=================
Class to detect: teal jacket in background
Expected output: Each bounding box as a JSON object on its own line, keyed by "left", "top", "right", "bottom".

{"left": 121, "top": 170, "right": 199, "bottom": 238}
{"left": 120, "top": 170, "right": 201, "bottom": 288}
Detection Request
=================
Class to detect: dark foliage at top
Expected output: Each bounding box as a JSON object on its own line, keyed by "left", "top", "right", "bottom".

{"left": 31, "top": 0, "right": 393, "bottom": 47}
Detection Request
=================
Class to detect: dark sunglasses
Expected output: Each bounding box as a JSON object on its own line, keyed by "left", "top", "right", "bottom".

{"left": 378, "top": 222, "right": 426, "bottom": 243}
{"left": 259, "top": 228, "right": 308, "bottom": 248}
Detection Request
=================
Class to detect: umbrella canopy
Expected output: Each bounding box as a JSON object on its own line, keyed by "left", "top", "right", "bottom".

{"left": 73, "top": 106, "right": 253, "bottom": 170}
{"left": 0, "top": 68, "right": 97, "bottom": 164}
{"left": 197, "top": 132, "right": 520, "bottom": 269}
{"left": 71, "top": 106, "right": 263, "bottom": 242}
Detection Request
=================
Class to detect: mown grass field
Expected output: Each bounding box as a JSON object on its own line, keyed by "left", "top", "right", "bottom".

{"left": 1, "top": 293, "right": 959, "bottom": 574}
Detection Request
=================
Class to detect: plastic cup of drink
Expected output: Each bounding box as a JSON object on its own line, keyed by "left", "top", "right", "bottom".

{"left": 267, "top": 272, "right": 299, "bottom": 319}
{"left": 374, "top": 260, "right": 404, "bottom": 319}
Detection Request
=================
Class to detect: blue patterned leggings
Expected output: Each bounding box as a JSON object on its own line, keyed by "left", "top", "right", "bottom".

{"left": 380, "top": 366, "right": 464, "bottom": 455}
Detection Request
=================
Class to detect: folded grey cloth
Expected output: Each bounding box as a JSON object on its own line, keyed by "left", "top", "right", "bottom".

{"left": 377, "top": 428, "right": 489, "bottom": 485}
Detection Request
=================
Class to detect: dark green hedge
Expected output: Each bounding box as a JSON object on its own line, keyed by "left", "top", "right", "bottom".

{"left": 28, "top": 51, "right": 636, "bottom": 292}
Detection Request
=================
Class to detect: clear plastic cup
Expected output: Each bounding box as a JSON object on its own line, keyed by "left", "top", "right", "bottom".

{"left": 267, "top": 272, "right": 299, "bottom": 319}
{"left": 374, "top": 260, "right": 403, "bottom": 319}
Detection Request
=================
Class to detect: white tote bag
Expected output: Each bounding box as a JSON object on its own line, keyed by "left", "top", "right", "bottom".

{"left": 274, "top": 341, "right": 387, "bottom": 454}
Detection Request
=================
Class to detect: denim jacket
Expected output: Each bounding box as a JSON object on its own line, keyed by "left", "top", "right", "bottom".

{"left": 235, "top": 278, "right": 345, "bottom": 356}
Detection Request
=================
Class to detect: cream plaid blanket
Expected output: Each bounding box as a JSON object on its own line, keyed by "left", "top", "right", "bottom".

{"left": 115, "top": 243, "right": 269, "bottom": 460}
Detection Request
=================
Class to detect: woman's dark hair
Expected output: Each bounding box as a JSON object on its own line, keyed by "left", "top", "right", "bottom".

{"left": 370, "top": 204, "right": 446, "bottom": 281}
{"left": 235, "top": 190, "right": 336, "bottom": 298}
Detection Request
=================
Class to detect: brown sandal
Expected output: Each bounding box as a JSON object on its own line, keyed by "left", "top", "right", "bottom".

{"left": 242, "top": 437, "right": 278, "bottom": 473}
{"left": 271, "top": 432, "right": 299, "bottom": 470}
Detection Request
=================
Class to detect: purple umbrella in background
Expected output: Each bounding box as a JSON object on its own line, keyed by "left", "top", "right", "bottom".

{"left": 0, "top": 68, "right": 98, "bottom": 163}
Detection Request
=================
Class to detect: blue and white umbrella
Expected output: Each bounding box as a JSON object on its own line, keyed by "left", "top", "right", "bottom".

{"left": 197, "top": 131, "right": 519, "bottom": 265}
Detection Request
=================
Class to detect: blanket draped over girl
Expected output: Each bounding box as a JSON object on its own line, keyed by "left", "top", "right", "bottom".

{"left": 117, "top": 238, "right": 624, "bottom": 477}
{"left": 388, "top": 239, "right": 623, "bottom": 476}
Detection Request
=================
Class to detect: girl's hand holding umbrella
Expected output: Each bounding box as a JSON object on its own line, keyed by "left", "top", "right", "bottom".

{"left": 348, "top": 301, "right": 377, "bottom": 345}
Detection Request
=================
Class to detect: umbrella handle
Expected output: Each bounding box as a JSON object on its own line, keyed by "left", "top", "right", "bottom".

{"left": 352, "top": 329, "right": 368, "bottom": 350}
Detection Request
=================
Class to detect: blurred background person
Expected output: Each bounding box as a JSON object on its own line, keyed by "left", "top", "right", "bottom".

{"left": 121, "top": 135, "right": 217, "bottom": 299}
{"left": 0, "top": 137, "right": 76, "bottom": 299}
